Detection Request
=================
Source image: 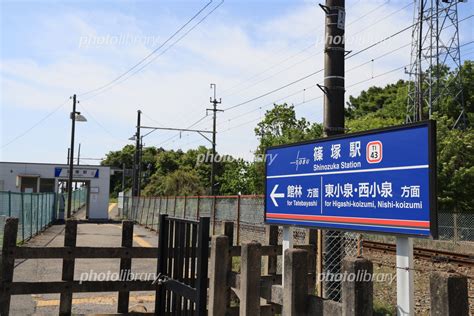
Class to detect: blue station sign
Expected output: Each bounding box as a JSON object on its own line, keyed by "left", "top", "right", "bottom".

{"left": 265, "top": 121, "right": 437, "bottom": 238}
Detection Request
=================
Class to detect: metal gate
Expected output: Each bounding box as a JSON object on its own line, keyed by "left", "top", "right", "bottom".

{"left": 156, "top": 215, "right": 210, "bottom": 315}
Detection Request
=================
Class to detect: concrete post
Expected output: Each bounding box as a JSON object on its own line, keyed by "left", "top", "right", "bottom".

{"left": 283, "top": 248, "right": 308, "bottom": 316}
{"left": 430, "top": 271, "right": 469, "bottom": 316}
{"left": 209, "top": 235, "right": 230, "bottom": 316}
{"left": 341, "top": 257, "right": 373, "bottom": 316}
{"left": 264, "top": 225, "right": 278, "bottom": 276}
{"left": 240, "top": 242, "right": 261, "bottom": 316}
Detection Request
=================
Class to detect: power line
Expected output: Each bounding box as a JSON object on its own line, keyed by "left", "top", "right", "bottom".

{"left": 79, "top": 103, "right": 128, "bottom": 144}
{"left": 82, "top": 1, "right": 224, "bottom": 102}
{"left": 222, "top": 41, "right": 414, "bottom": 126}
{"left": 346, "top": 1, "right": 462, "bottom": 61}
{"left": 220, "top": 0, "right": 391, "bottom": 98}
{"left": 79, "top": 0, "right": 214, "bottom": 98}
{"left": 222, "top": 6, "right": 470, "bottom": 113}
{"left": 163, "top": 1, "right": 403, "bottom": 136}
{"left": 178, "top": 62, "right": 412, "bottom": 149}
{"left": 1, "top": 98, "right": 69, "bottom": 149}
{"left": 220, "top": 0, "right": 394, "bottom": 100}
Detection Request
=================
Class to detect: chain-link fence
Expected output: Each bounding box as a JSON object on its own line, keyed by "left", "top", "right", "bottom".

{"left": 122, "top": 194, "right": 474, "bottom": 301}
{"left": 0, "top": 191, "right": 56, "bottom": 243}
{"left": 62, "top": 187, "right": 88, "bottom": 215}
{"left": 438, "top": 211, "right": 474, "bottom": 242}
{"left": 123, "top": 195, "right": 362, "bottom": 301}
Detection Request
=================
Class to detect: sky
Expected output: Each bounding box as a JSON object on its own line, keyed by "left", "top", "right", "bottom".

{"left": 1, "top": 0, "right": 473, "bottom": 164}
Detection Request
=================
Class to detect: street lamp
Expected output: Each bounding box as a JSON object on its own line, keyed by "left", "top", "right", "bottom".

{"left": 67, "top": 94, "right": 87, "bottom": 219}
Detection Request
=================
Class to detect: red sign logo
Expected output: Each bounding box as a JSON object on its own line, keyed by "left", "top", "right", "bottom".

{"left": 366, "top": 141, "right": 382, "bottom": 163}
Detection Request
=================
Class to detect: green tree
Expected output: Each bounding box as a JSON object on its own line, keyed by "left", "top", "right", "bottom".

{"left": 436, "top": 115, "right": 474, "bottom": 213}
{"left": 251, "top": 103, "right": 323, "bottom": 193}
{"left": 161, "top": 168, "right": 206, "bottom": 196}
{"left": 254, "top": 103, "right": 323, "bottom": 153}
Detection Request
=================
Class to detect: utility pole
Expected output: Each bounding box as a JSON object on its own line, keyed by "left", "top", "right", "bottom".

{"left": 320, "top": 0, "right": 345, "bottom": 302}
{"left": 67, "top": 94, "right": 77, "bottom": 219}
{"left": 132, "top": 110, "right": 141, "bottom": 197}
{"left": 207, "top": 84, "right": 223, "bottom": 195}
{"left": 138, "top": 137, "right": 143, "bottom": 197}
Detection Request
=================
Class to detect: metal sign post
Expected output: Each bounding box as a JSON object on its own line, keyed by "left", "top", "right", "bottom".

{"left": 396, "top": 236, "right": 414, "bottom": 315}
{"left": 282, "top": 226, "right": 293, "bottom": 288}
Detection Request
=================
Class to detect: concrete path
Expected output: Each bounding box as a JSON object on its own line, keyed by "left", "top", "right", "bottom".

{"left": 9, "top": 205, "right": 160, "bottom": 315}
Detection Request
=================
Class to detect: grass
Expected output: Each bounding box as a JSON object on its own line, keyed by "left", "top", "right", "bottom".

{"left": 373, "top": 299, "right": 396, "bottom": 315}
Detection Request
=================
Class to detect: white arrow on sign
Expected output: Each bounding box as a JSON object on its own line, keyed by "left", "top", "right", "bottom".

{"left": 270, "top": 184, "right": 285, "bottom": 207}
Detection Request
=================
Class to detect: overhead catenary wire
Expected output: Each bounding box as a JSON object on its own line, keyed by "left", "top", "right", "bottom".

{"left": 135, "top": 17, "right": 474, "bottom": 149}
{"left": 169, "top": 0, "right": 396, "bottom": 129}
{"left": 79, "top": 0, "right": 214, "bottom": 98}
{"left": 159, "top": 1, "right": 416, "bottom": 139}
{"left": 1, "top": 98, "right": 69, "bottom": 149}
{"left": 81, "top": 1, "right": 224, "bottom": 102}
{"left": 220, "top": 0, "right": 391, "bottom": 98}
{"left": 221, "top": 5, "right": 470, "bottom": 113}
{"left": 177, "top": 62, "right": 412, "bottom": 149}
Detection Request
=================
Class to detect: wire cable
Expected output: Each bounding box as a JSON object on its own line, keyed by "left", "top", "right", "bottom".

{"left": 79, "top": 0, "right": 214, "bottom": 98}
{"left": 1, "top": 98, "right": 69, "bottom": 149}
{"left": 222, "top": 2, "right": 466, "bottom": 113}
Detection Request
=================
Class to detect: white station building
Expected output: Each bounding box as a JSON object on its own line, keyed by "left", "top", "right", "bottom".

{"left": 0, "top": 161, "right": 111, "bottom": 219}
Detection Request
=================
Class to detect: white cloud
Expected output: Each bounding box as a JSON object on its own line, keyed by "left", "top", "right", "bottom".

{"left": 3, "top": 1, "right": 466, "bottom": 163}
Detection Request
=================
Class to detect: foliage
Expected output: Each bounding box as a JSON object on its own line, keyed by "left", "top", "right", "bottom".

{"left": 436, "top": 115, "right": 474, "bottom": 212}
{"left": 254, "top": 103, "right": 323, "bottom": 153}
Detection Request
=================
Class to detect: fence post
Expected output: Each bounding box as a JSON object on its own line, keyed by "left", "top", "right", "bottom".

{"left": 223, "top": 221, "right": 234, "bottom": 309}
{"left": 59, "top": 220, "right": 78, "bottom": 315}
{"left": 209, "top": 235, "right": 230, "bottom": 316}
{"left": 305, "top": 229, "right": 318, "bottom": 293}
{"left": 150, "top": 198, "right": 156, "bottom": 230}
{"left": 196, "top": 216, "right": 210, "bottom": 316}
{"left": 36, "top": 194, "right": 40, "bottom": 234}
{"left": 283, "top": 248, "right": 308, "bottom": 316}
{"left": 430, "top": 271, "right": 469, "bottom": 316}
{"left": 29, "top": 194, "right": 32, "bottom": 239}
{"left": 240, "top": 241, "right": 261, "bottom": 316}
{"left": 212, "top": 196, "right": 217, "bottom": 234}
{"left": 21, "top": 193, "right": 26, "bottom": 242}
{"left": 40, "top": 194, "right": 44, "bottom": 230}
{"left": 173, "top": 196, "right": 177, "bottom": 216}
{"left": 8, "top": 191, "right": 11, "bottom": 217}
{"left": 0, "top": 217, "right": 19, "bottom": 316}
{"left": 264, "top": 225, "right": 278, "bottom": 276}
{"left": 196, "top": 196, "right": 200, "bottom": 220}
{"left": 118, "top": 220, "right": 134, "bottom": 313}
{"left": 236, "top": 195, "right": 241, "bottom": 244}
{"left": 341, "top": 257, "right": 373, "bottom": 316}
{"left": 155, "top": 214, "right": 169, "bottom": 314}
{"left": 183, "top": 195, "right": 187, "bottom": 219}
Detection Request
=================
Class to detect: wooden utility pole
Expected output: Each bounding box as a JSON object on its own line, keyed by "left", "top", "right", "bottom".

{"left": 320, "top": 0, "right": 345, "bottom": 301}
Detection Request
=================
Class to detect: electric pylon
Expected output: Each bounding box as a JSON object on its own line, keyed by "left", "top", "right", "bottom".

{"left": 406, "top": 0, "right": 467, "bottom": 128}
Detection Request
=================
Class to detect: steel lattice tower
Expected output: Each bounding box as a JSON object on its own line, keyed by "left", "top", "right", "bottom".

{"left": 406, "top": 0, "right": 466, "bottom": 127}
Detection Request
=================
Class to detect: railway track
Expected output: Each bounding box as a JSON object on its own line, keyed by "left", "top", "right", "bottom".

{"left": 362, "top": 240, "right": 474, "bottom": 267}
